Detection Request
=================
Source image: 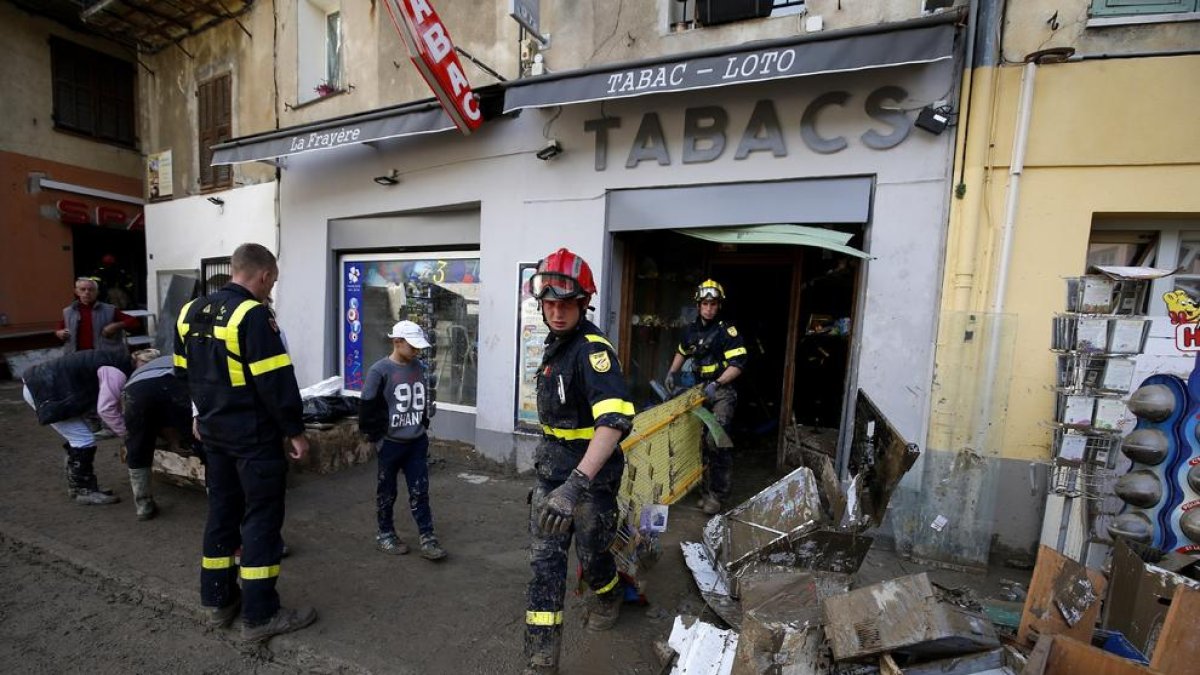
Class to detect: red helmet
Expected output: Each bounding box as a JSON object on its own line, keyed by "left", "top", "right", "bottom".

{"left": 531, "top": 248, "right": 597, "bottom": 301}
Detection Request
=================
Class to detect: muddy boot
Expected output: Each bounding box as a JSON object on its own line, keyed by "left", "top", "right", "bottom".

{"left": 69, "top": 446, "right": 119, "bottom": 506}
{"left": 241, "top": 606, "right": 318, "bottom": 643}
{"left": 128, "top": 468, "right": 158, "bottom": 520}
{"left": 586, "top": 587, "right": 623, "bottom": 632}
{"left": 523, "top": 627, "right": 561, "bottom": 675}
{"left": 701, "top": 494, "right": 722, "bottom": 516}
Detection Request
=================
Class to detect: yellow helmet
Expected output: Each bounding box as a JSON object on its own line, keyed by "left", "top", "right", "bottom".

{"left": 694, "top": 279, "right": 725, "bottom": 302}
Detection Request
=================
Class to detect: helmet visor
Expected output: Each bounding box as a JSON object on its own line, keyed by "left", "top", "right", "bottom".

{"left": 696, "top": 286, "right": 723, "bottom": 301}
{"left": 531, "top": 272, "right": 585, "bottom": 300}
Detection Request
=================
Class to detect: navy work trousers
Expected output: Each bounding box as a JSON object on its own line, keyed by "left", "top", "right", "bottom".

{"left": 200, "top": 448, "right": 287, "bottom": 625}
{"left": 376, "top": 435, "right": 433, "bottom": 537}
{"left": 121, "top": 375, "right": 193, "bottom": 470}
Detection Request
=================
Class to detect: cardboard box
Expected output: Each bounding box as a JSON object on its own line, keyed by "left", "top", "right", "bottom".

{"left": 1018, "top": 546, "right": 1107, "bottom": 648}
{"left": 1104, "top": 540, "right": 1200, "bottom": 657}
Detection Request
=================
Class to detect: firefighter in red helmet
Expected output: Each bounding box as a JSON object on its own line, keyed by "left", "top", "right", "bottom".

{"left": 523, "top": 248, "right": 635, "bottom": 674}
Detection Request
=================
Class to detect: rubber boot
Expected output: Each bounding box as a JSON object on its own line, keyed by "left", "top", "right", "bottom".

{"left": 69, "top": 446, "right": 119, "bottom": 506}
{"left": 128, "top": 468, "right": 157, "bottom": 520}
{"left": 586, "top": 587, "right": 623, "bottom": 632}
{"left": 523, "top": 626, "right": 561, "bottom": 675}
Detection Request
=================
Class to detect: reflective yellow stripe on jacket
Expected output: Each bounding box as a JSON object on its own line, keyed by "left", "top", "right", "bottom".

{"left": 699, "top": 363, "right": 720, "bottom": 375}
{"left": 526, "top": 611, "right": 563, "bottom": 626}
{"left": 724, "top": 347, "right": 747, "bottom": 360}
{"left": 175, "top": 299, "right": 195, "bottom": 368}
{"left": 541, "top": 425, "right": 595, "bottom": 441}
{"left": 249, "top": 353, "right": 292, "bottom": 376}
{"left": 584, "top": 334, "right": 615, "bottom": 351}
{"left": 595, "top": 574, "right": 620, "bottom": 595}
{"left": 241, "top": 565, "right": 280, "bottom": 580}
{"left": 591, "top": 398, "right": 634, "bottom": 419}
{"left": 221, "top": 299, "right": 260, "bottom": 387}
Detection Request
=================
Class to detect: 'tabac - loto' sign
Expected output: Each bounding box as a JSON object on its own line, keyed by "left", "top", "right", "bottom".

{"left": 384, "top": 0, "right": 483, "bottom": 135}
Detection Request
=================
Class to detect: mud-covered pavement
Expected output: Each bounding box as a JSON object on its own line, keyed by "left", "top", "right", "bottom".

{"left": 0, "top": 379, "right": 1029, "bottom": 673}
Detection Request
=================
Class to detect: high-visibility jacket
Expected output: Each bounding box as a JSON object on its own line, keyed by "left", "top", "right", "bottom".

{"left": 535, "top": 319, "right": 634, "bottom": 482}
{"left": 174, "top": 283, "right": 304, "bottom": 454}
{"left": 676, "top": 318, "right": 748, "bottom": 381}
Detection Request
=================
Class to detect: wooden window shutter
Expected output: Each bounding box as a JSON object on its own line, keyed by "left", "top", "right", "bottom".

{"left": 1091, "top": 0, "right": 1197, "bottom": 16}
{"left": 198, "top": 74, "right": 233, "bottom": 191}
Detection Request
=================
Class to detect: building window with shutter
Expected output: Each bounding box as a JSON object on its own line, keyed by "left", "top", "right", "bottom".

{"left": 198, "top": 74, "right": 233, "bottom": 192}
{"left": 49, "top": 38, "right": 136, "bottom": 148}
{"left": 1091, "top": 0, "right": 1198, "bottom": 17}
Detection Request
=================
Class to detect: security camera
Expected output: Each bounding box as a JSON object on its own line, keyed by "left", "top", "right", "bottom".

{"left": 536, "top": 140, "right": 563, "bottom": 161}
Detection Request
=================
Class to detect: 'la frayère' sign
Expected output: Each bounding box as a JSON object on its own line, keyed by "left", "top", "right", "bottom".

{"left": 384, "top": 0, "right": 483, "bottom": 135}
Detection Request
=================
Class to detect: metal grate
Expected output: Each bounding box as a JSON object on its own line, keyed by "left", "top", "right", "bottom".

{"left": 200, "top": 256, "right": 232, "bottom": 296}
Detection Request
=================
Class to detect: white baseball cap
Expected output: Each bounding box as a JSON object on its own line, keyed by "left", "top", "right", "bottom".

{"left": 387, "top": 320, "right": 430, "bottom": 349}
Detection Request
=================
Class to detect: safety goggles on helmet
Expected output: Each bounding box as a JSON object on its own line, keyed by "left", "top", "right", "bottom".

{"left": 530, "top": 272, "right": 588, "bottom": 300}
{"left": 695, "top": 279, "right": 725, "bottom": 302}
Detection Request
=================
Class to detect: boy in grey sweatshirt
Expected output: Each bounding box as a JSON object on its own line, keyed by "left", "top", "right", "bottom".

{"left": 360, "top": 320, "right": 446, "bottom": 560}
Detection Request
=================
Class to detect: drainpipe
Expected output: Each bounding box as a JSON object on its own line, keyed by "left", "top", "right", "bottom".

{"left": 970, "top": 59, "right": 1037, "bottom": 456}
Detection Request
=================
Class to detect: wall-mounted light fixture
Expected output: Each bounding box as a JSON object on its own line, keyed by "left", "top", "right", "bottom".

{"left": 915, "top": 106, "right": 950, "bottom": 135}
{"left": 536, "top": 140, "right": 563, "bottom": 161}
{"left": 206, "top": 196, "right": 225, "bottom": 206}
{"left": 373, "top": 170, "right": 400, "bottom": 186}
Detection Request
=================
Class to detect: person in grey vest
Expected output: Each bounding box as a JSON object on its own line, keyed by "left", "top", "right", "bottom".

{"left": 22, "top": 349, "right": 134, "bottom": 505}
{"left": 56, "top": 277, "right": 139, "bottom": 354}
{"left": 97, "top": 350, "right": 194, "bottom": 520}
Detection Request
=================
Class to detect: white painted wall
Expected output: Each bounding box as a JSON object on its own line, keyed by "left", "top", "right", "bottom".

{"left": 143, "top": 181, "right": 278, "bottom": 312}
{"left": 275, "top": 60, "right": 958, "bottom": 462}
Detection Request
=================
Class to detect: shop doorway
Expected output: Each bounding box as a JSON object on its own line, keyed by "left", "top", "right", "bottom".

{"left": 615, "top": 229, "right": 862, "bottom": 474}
{"left": 71, "top": 224, "right": 146, "bottom": 310}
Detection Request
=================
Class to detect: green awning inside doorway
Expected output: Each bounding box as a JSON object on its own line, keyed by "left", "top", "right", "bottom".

{"left": 673, "top": 224, "right": 872, "bottom": 259}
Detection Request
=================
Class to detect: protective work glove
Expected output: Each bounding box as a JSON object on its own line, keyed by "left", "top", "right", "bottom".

{"left": 538, "top": 469, "right": 591, "bottom": 536}
{"left": 664, "top": 372, "right": 677, "bottom": 394}
{"left": 704, "top": 381, "right": 720, "bottom": 399}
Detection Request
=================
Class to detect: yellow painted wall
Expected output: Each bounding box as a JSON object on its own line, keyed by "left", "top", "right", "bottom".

{"left": 935, "top": 55, "right": 1200, "bottom": 462}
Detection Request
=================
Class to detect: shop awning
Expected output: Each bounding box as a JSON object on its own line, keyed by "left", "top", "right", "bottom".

{"left": 210, "top": 100, "right": 455, "bottom": 166}
{"left": 503, "top": 14, "right": 958, "bottom": 113}
{"left": 676, "top": 225, "right": 871, "bottom": 259}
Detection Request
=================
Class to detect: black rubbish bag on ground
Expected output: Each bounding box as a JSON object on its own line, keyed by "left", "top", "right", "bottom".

{"left": 301, "top": 395, "right": 359, "bottom": 423}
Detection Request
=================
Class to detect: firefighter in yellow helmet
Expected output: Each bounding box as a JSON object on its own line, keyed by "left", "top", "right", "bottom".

{"left": 664, "top": 279, "right": 747, "bottom": 514}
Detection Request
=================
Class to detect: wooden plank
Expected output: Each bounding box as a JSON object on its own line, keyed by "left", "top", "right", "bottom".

{"left": 1029, "top": 635, "right": 1161, "bottom": 675}
{"left": 1018, "top": 546, "right": 1108, "bottom": 648}
{"left": 776, "top": 256, "right": 803, "bottom": 471}
{"left": 1149, "top": 585, "right": 1200, "bottom": 675}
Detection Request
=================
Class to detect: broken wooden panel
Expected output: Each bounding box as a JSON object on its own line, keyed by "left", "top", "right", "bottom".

{"left": 1104, "top": 539, "right": 1200, "bottom": 659}
{"left": 613, "top": 388, "right": 707, "bottom": 578}
{"left": 732, "top": 571, "right": 850, "bottom": 675}
{"left": 822, "top": 573, "right": 999, "bottom": 663}
{"left": 1018, "top": 546, "right": 1107, "bottom": 649}
{"left": 1023, "top": 634, "right": 1162, "bottom": 675}
{"left": 1149, "top": 584, "right": 1200, "bottom": 675}
{"left": 850, "top": 390, "right": 921, "bottom": 528}
{"left": 901, "top": 647, "right": 1025, "bottom": 675}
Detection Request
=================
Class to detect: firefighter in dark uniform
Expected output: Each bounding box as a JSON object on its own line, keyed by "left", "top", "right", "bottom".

{"left": 665, "top": 279, "right": 747, "bottom": 515}
{"left": 524, "top": 248, "right": 635, "bottom": 675}
{"left": 174, "top": 243, "right": 317, "bottom": 643}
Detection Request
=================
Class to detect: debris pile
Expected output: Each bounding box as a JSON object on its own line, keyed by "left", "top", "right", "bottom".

{"left": 655, "top": 390, "right": 1200, "bottom": 674}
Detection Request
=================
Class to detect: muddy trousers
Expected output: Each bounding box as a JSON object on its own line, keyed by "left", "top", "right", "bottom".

{"left": 702, "top": 384, "right": 737, "bottom": 502}
{"left": 376, "top": 435, "right": 433, "bottom": 537}
{"left": 525, "top": 476, "right": 622, "bottom": 664}
{"left": 200, "top": 449, "right": 287, "bottom": 626}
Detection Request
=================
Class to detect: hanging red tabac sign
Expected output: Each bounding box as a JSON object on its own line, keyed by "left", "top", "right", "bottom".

{"left": 383, "top": 0, "right": 483, "bottom": 135}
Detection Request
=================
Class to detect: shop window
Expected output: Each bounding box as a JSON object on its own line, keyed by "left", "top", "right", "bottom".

{"left": 49, "top": 38, "right": 136, "bottom": 148}
{"left": 298, "top": 0, "right": 342, "bottom": 103}
{"left": 339, "top": 252, "right": 480, "bottom": 410}
{"left": 1090, "top": 0, "right": 1197, "bottom": 18}
{"left": 197, "top": 74, "right": 232, "bottom": 192}
{"left": 1084, "top": 225, "right": 1200, "bottom": 317}
{"left": 670, "top": 1, "right": 805, "bottom": 30}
